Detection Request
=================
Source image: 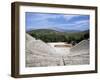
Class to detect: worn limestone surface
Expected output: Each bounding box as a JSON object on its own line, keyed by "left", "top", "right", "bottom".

{"left": 26, "top": 34, "right": 63, "bottom": 67}
{"left": 26, "top": 34, "right": 89, "bottom": 67}
{"left": 63, "top": 40, "right": 90, "bottom": 65}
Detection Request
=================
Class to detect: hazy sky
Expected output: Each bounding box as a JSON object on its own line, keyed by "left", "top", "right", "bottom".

{"left": 26, "top": 12, "right": 90, "bottom": 31}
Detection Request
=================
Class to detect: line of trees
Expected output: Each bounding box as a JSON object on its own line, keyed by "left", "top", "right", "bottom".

{"left": 29, "top": 31, "right": 89, "bottom": 44}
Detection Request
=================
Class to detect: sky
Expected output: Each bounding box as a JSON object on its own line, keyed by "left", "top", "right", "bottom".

{"left": 25, "top": 12, "right": 90, "bottom": 31}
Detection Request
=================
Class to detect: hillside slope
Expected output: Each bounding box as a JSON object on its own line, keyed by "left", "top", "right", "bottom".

{"left": 63, "top": 39, "right": 89, "bottom": 65}
{"left": 26, "top": 33, "right": 89, "bottom": 66}
{"left": 27, "top": 29, "right": 89, "bottom": 43}
{"left": 26, "top": 34, "right": 63, "bottom": 67}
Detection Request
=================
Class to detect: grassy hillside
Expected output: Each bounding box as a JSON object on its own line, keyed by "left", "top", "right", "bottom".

{"left": 27, "top": 29, "right": 89, "bottom": 43}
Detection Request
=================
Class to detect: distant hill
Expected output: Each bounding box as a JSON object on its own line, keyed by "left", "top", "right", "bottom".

{"left": 27, "top": 29, "right": 89, "bottom": 43}
{"left": 48, "top": 27, "right": 82, "bottom": 32}
{"left": 27, "top": 28, "right": 82, "bottom": 33}
{"left": 27, "top": 29, "right": 60, "bottom": 33}
{"left": 82, "top": 30, "right": 89, "bottom": 33}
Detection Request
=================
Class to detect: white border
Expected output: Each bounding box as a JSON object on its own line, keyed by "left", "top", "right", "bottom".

{"left": 19, "top": 5, "right": 95, "bottom": 74}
